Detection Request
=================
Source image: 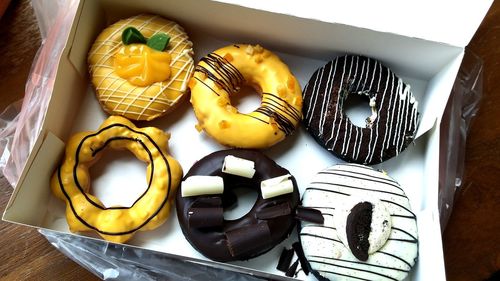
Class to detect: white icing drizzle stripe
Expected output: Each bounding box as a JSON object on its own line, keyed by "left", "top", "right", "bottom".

{"left": 319, "top": 60, "right": 337, "bottom": 136}
{"left": 329, "top": 56, "right": 351, "bottom": 150}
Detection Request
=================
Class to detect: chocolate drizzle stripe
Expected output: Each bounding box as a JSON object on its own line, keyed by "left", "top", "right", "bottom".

{"left": 380, "top": 199, "right": 416, "bottom": 218}
{"left": 58, "top": 123, "right": 173, "bottom": 236}
{"left": 309, "top": 259, "right": 399, "bottom": 281}
{"left": 262, "top": 92, "right": 302, "bottom": 121}
{"left": 254, "top": 106, "right": 295, "bottom": 135}
{"left": 86, "top": 137, "right": 153, "bottom": 210}
{"left": 392, "top": 226, "right": 418, "bottom": 241}
{"left": 320, "top": 169, "right": 405, "bottom": 192}
{"left": 194, "top": 77, "right": 220, "bottom": 96}
{"left": 253, "top": 92, "right": 301, "bottom": 135}
{"left": 377, "top": 251, "right": 413, "bottom": 269}
{"left": 391, "top": 214, "right": 416, "bottom": 219}
{"left": 195, "top": 53, "right": 244, "bottom": 94}
{"left": 387, "top": 238, "right": 418, "bottom": 243}
{"left": 73, "top": 125, "right": 161, "bottom": 210}
{"left": 317, "top": 270, "right": 371, "bottom": 281}
{"left": 307, "top": 255, "right": 410, "bottom": 273}
{"left": 300, "top": 232, "right": 342, "bottom": 243}
{"left": 305, "top": 186, "right": 351, "bottom": 196}
{"left": 309, "top": 181, "right": 407, "bottom": 198}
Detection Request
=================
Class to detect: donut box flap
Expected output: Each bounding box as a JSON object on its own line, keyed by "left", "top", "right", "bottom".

{"left": 215, "top": 0, "right": 493, "bottom": 48}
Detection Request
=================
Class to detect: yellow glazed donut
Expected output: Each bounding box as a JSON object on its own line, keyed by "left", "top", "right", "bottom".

{"left": 88, "top": 14, "right": 195, "bottom": 121}
{"left": 50, "top": 116, "right": 183, "bottom": 243}
{"left": 189, "top": 44, "right": 302, "bottom": 149}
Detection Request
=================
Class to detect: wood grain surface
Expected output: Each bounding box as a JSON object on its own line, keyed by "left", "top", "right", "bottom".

{"left": 0, "top": 1, "right": 498, "bottom": 280}
{"left": 442, "top": 2, "right": 500, "bottom": 280}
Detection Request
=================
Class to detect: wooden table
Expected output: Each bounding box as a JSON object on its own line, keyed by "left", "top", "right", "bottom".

{"left": 0, "top": 1, "right": 498, "bottom": 280}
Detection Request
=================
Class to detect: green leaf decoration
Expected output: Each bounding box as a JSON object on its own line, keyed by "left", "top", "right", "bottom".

{"left": 147, "top": 33, "right": 170, "bottom": 51}
{"left": 122, "top": 27, "right": 147, "bottom": 45}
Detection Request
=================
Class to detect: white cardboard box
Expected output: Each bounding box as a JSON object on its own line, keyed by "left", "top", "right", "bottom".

{"left": 3, "top": 0, "right": 492, "bottom": 280}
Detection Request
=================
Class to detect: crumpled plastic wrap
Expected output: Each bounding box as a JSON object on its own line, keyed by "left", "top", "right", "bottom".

{"left": 0, "top": 0, "right": 79, "bottom": 187}
{"left": 41, "top": 230, "right": 262, "bottom": 281}
{"left": 438, "top": 50, "right": 483, "bottom": 229}
{"left": 0, "top": 0, "right": 483, "bottom": 280}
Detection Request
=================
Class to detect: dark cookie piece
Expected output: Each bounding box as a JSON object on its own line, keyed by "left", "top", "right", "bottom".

{"left": 346, "top": 201, "right": 373, "bottom": 261}
{"left": 302, "top": 55, "right": 419, "bottom": 164}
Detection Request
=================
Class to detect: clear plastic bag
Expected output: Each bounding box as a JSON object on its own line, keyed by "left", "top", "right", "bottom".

{"left": 41, "top": 230, "right": 263, "bottom": 281}
{"left": 438, "top": 50, "right": 483, "bottom": 229}
{"left": 0, "top": 0, "right": 79, "bottom": 187}
{"left": 0, "top": 1, "right": 483, "bottom": 280}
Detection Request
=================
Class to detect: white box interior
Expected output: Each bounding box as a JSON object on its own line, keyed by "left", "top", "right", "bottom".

{"left": 3, "top": 0, "right": 479, "bottom": 280}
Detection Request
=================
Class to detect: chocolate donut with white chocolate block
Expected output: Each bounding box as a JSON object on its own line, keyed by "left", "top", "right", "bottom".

{"left": 176, "top": 149, "right": 300, "bottom": 262}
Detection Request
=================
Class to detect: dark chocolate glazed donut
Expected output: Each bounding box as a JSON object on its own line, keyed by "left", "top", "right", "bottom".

{"left": 176, "top": 149, "right": 300, "bottom": 262}
{"left": 303, "top": 55, "right": 419, "bottom": 165}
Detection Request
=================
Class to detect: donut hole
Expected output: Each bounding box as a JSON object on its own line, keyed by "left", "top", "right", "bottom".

{"left": 222, "top": 185, "right": 259, "bottom": 221}
{"left": 230, "top": 84, "right": 262, "bottom": 114}
{"left": 89, "top": 149, "right": 148, "bottom": 208}
{"left": 343, "top": 93, "right": 377, "bottom": 128}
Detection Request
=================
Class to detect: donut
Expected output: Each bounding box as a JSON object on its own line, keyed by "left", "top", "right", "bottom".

{"left": 189, "top": 44, "right": 302, "bottom": 149}
{"left": 88, "top": 14, "right": 195, "bottom": 121}
{"left": 50, "top": 116, "right": 183, "bottom": 243}
{"left": 176, "top": 149, "right": 300, "bottom": 261}
{"left": 302, "top": 55, "right": 419, "bottom": 165}
{"left": 298, "top": 164, "right": 418, "bottom": 281}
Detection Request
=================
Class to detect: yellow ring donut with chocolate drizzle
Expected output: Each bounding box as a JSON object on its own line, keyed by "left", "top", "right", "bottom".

{"left": 50, "top": 116, "right": 183, "bottom": 243}
{"left": 189, "top": 44, "right": 302, "bottom": 149}
{"left": 88, "top": 14, "right": 195, "bottom": 121}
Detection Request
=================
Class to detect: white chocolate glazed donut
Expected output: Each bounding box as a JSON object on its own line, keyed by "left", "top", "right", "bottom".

{"left": 88, "top": 14, "right": 194, "bottom": 121}
{"left": 298, "top": 164, "right": 418, "bottom": 281}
